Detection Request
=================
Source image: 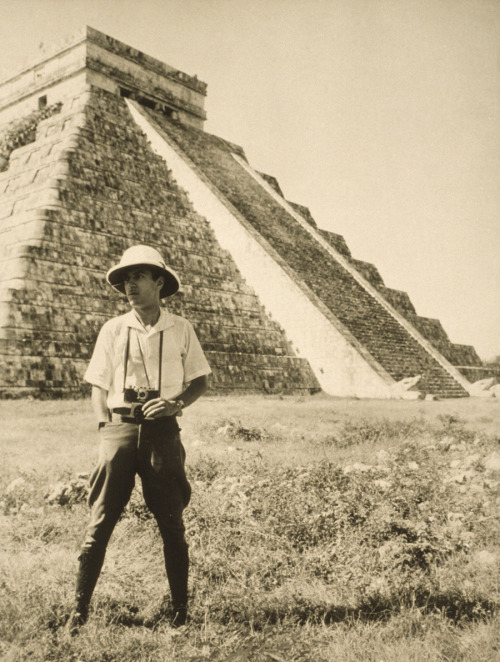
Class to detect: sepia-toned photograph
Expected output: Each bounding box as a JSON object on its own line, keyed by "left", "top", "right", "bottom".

{"left": 0, "top": 1, "right": 498, "bottom": 659}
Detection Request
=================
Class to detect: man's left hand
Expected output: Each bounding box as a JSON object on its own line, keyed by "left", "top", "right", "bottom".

{"left": 142, "top": 398, "right": 182, "bottom": 419}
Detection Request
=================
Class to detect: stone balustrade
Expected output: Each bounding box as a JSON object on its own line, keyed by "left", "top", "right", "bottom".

{"left": 143, "top": 110, "right": 475, "bottom": 398}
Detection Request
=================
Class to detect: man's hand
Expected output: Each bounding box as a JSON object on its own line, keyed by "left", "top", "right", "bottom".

{"left": 141, "top": 398, "right": 182, "bottom": 419}
{"left": 140, "top": 376, "right": 208, "bottom": 419}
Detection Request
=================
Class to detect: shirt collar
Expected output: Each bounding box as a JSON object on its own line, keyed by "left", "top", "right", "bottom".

{"left": 124, "top": 308, "right": 175, "bottom": 334}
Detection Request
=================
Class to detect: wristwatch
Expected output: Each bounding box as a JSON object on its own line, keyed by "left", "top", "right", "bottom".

{"left": 174, "top": 399, "right": 185, "bottom": 415}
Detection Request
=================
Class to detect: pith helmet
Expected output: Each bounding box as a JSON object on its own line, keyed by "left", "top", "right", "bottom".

{"left": 106, "top": 245, "right": 181, "bottom": 298}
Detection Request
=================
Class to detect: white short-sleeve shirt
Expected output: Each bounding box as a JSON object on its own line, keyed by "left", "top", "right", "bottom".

{"left": 84, "top": 309, "right": 211, "bottom": 409}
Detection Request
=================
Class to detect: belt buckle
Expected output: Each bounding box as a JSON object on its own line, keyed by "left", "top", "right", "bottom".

{"left": 134, "top": 408, "right": 144, "bottom": 424}
{"left": 130, "top": 404, "right": 145, "bottom": 424}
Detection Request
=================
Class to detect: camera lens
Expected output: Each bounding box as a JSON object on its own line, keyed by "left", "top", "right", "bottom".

{"left": 137, "top": 387, "right": 148, "bottom": 402}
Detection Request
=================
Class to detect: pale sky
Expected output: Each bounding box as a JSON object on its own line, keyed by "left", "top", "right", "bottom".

{"left": 0, "top": 0, "right": 498, "bottom": 359}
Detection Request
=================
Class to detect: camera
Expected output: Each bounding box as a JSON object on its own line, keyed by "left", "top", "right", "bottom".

{"left": 124, "top": 387, "right": 160, "bottom": 423}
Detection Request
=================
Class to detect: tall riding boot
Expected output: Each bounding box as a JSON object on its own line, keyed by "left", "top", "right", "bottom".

{"left": 132, "top": 538, "right": 189, "bottom": 628}
{"left": 163, "top": 537, "right": 189, "bottom": 626}
{"left": 67, "top": 548, "right": 106, "bottom": 634}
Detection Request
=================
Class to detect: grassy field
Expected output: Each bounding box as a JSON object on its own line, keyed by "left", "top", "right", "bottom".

{"left": 0, "top": 394, "right": 499, "bottom": 661}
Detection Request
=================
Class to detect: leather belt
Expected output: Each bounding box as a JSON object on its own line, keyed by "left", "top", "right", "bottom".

{"left": 110, "top": 408, "right": 178, "bottom": 426}
{"left": 111, "top": 414, "right": 137, "bottom": 424}
{"left": 111, "top": 409, "right": 138, "bottom": 424}
{"left": 111, "top": 407, "right": 144, "bottom": 424}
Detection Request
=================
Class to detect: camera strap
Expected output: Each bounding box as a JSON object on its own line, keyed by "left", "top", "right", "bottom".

{"left": 123, "top": 327, "right": 164, "bottom": 392}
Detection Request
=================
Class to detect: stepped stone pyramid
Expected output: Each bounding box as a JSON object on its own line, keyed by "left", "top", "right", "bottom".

{"left": 0, "top": 27, "right": 489, "bottom": 398}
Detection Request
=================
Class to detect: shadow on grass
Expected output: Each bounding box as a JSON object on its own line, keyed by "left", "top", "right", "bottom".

{"left": 45, "top": 590, "right": 497, "bottom": 634}
{"left": 211, "top": 590, "right": 498, "bottom": 629}
{"left": 45, "top": 598, "right": 141, "bottom": 633}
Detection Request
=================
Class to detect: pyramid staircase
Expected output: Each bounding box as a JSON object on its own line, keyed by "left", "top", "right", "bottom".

{"left": 130, "top": 106, "right": 477, "bottom": 398}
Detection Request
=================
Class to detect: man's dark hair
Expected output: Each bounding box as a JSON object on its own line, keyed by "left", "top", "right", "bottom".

{"left": 150, "top": 266, "right": 164, "bottom": 283}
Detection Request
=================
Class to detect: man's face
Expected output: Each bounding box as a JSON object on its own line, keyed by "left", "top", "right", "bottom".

{"left": 123, "top": 267, "right": 162, "bottom": 308}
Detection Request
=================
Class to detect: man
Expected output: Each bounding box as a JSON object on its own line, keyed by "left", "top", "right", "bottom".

{"left": 68, "top": 245, "right": 211, "bottom": 633}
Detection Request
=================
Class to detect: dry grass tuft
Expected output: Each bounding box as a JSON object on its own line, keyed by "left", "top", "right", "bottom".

{"left": 0, "top": 394, "right": 499, "bottom": 661}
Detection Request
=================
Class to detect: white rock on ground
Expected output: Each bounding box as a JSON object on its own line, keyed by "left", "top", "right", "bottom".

{"left": 484, "top": 453, "right": 500, "bottom": 472}
{"left": 5, "top": 477, "right": 25, "bottom": 493}
{"left": 473, "top": 550, "right": 498, "bottom": 567}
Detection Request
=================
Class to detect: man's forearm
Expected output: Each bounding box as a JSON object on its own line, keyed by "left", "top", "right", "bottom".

{"left": 91, "top": 385, "right": 110, "bottom": 423}
{"left": 178, "top": 375, "right": 208, "bottom": 409}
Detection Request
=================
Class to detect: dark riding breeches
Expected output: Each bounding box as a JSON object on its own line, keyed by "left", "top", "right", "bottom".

{"left": 82, "top": 417, "right": 191, "bottom": 559}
